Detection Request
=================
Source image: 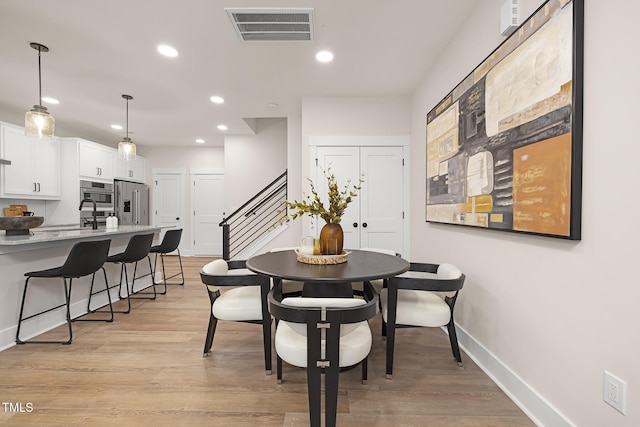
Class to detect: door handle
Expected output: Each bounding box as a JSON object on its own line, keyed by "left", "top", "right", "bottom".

{"left": 362, "top": 222, "right": 368, "bottom": 228}
{"left": 353, "top": 222, "right": 358, "bottom": 228}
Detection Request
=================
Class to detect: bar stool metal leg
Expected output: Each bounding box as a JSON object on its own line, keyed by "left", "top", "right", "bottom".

{"left": 16, "top": 277, "right": 73, "bottom": 345}
{"left": 75, "top": 268, "right": 114, "bottom": 322}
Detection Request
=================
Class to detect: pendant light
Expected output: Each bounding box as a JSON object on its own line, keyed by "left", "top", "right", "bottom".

{"left": 25, "top": 42, "right": 55, "bottom": 139}
{"left": 117, "top": 94, "right": 136, "bottom": 160}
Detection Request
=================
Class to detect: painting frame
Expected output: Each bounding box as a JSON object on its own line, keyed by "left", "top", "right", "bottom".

{"left": 425, "top": 0, "right": 583, "bottom": 240}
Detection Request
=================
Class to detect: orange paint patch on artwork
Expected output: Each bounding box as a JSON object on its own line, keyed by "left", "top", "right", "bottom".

{"left": 462, "top": 195, "right": 493, "bottom": 213}
{"left": 513, "top": 133, "right": 571, "bottom": 236}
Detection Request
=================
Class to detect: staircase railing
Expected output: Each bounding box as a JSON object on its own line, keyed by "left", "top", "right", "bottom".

{"left": 219, "top": 170, "right": 288, "bottom": 260}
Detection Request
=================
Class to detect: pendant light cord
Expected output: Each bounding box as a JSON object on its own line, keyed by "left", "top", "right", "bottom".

{"left": 125, "top": 97, "right": 129, "bottom": 139}
{"left": 37, "top": 48, "right": 42, "bottom": 106}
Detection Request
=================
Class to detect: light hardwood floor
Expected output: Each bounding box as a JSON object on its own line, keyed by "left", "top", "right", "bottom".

{"left": 0, "top": 255, "right": 534, "bottom": 426}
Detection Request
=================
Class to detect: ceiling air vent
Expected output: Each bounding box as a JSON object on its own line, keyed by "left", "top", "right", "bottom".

{"left": 225, "top": 8, "right": 314, "bottom": 43}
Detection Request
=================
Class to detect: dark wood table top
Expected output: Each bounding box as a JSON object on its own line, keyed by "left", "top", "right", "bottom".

{"left": 246, "top": 249, "right": 410, "bottom": 283}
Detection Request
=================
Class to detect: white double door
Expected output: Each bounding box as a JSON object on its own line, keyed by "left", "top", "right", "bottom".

{"left": 153, "top": 170, "right": 224, "bottom": 256}
{"left": 314, "top": 146, "right": 405, "bottom": 255}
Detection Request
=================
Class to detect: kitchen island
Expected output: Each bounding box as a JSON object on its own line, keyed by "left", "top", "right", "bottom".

{"left": 0, "top": 225, "right": 163, "bottom": 350}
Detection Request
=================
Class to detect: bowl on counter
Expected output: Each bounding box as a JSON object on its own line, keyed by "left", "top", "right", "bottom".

{"left": 0, "top": 216, "right": 45, "bottom": 235}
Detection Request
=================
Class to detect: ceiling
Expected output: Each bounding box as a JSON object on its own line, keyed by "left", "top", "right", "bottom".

{"left": 0, "top": 0, "right": 479, "bottom": 149}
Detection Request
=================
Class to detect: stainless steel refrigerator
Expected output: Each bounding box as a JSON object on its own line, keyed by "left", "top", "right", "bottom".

{"left": 114, "top": 180, "right": 150, "bottom": 225}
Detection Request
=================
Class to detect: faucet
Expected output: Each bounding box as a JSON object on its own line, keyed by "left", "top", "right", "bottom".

{"left": 79, "top": 198, "right": 98, "bottom": 230}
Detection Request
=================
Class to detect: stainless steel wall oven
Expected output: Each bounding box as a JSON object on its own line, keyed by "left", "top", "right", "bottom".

{"left": 79, "top": 180, "right": 114, "bottom": 228}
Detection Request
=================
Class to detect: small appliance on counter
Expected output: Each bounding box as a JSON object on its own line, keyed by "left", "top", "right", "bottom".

{"left": 114, "top": 180, "right": 149, "bottom": 225}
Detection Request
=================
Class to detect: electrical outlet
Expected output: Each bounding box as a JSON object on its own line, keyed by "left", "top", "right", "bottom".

{"left": 604, "top": 371, "right": 627, "bottom": 414}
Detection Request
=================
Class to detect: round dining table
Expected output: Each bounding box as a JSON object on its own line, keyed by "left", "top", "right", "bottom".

{"left": 246, "top": 249, "right": 410, "bottom": 297}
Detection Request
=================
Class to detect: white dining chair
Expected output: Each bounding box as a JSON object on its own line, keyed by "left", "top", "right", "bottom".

{"left": 200, "top": 259, "right": 272, "bottom": 374}
{"left": 380, "top": 262, "right": 466, "bottom": 378}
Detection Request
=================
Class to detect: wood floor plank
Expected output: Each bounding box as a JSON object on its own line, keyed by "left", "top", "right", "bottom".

{"left": 0, "top": 255, "right": 534, "bottom": 426}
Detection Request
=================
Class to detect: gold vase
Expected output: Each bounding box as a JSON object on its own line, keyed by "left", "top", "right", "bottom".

{"left": 319, "top": 222, "right": 344, "bottom": 255}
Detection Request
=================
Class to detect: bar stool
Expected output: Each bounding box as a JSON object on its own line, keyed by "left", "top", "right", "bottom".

{"left": 150, "top": 228, "right": 184, "bottom": 295}
{"left": 103, "top": 233, "right": 155, "bottom": 314}
{"left": 16, "top": 239, "right": 112, "bottom": 345}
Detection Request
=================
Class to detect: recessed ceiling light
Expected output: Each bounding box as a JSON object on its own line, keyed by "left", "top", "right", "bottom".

{"left": 217, "top": 125, "right": 228, "bottom": 131}
{"left": 316, "top": 50, "right": 334, "bottom": 63}
{"left": 195, "top": 139, "right": 205, "bottom": 144}
{"left": 267, "top": 103, "right": 279, "bottom": 109}
{"left": 157, "top": 44, "right": 178, "bottom": 57}
{"left": 210, "top": 96, "right": 225, "bottom": 104}
{"left": 111, "top": 124, "right": 123, "bottom": 130}
{"left": 41, "top": 97, "right": 59, "bottom": 105}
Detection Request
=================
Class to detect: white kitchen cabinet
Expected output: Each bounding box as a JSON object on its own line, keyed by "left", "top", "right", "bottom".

{"left": 78, "top": 139, "right": 114, "bottom": 182}
{"left": 115, "top": 155, "right": 145, "bottom": 182}
{"left": 0, "top": 122, "right": 61, "bottom": 199}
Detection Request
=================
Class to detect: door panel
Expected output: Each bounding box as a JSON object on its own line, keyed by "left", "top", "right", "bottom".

{"left": 360, "top": 146, "right": 404, "bottom": 255}
{"left": 153, "top": 173, "right": 184, "bottom": 243}
{"left": 193, "top": 174, "right": 225, "bottom": 256}
{"left": 316, "top": 147, "right": 361, "bottom": 250}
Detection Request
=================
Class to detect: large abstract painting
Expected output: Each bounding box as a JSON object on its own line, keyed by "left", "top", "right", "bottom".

{"left": 426, "top": 0, "right": 583, "bottom": 239}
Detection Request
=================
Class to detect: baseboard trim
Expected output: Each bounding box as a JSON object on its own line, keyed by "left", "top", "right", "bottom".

{"left": 455, "top": 324, "right": 575, "bottom": 427}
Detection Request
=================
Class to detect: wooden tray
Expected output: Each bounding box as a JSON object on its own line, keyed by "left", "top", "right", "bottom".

{"left": 295, "top": 250, "right": 350, "bottom": 265}
{"left": 3, "top": 207, "right": 23, "bottom": 217}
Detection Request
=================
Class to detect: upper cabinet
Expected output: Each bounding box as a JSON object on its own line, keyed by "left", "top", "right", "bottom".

{"left": 115, "top": 155, "right": 145, "bottom": 182}
{"left": 0, "top": 122, "right": 61, "bottom": 199}
{"left": 78, "top": 139, "right": 115, "bottom": 182}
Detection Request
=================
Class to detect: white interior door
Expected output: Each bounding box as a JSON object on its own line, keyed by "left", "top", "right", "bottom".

{"left": 316, "top": 146, "right": 361, "bottom": 249}
{"left": 152, "top": 172, "right": 185, "bottom": 243}
{"left": 315, "top": 145, "right": 404, "bottom": 255}
{"left": 192, "top": 174, "right": 225, "bottom": 256}
{"left": 359, "top": 146, "right": 404, "bottom": 254}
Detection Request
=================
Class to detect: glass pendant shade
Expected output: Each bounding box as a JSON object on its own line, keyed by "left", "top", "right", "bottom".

{"left": 117, "top": 94, "right": 136, "bottom": 160}
{"left": 118, "top": 137, "right": 136, "bottom": 160}
{"left": 25, "top": 42, "right": 55, "bottom": 139}
{"left": 25, "top": 105, "right": 55, "bottom": 139}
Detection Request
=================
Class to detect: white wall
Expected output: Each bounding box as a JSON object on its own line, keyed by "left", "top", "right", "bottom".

{"left": 296, "top": 96, "right": 411, "bottom": 238}
{"left": 411, "top": 0, "right": 640, "bottom": 425}
{"left": 223, "top": 118, "right": 287, "bottom": 215}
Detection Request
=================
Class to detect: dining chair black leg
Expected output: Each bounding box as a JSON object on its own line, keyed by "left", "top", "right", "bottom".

{"left": 261, "top": 319, "right": 272, "bottom": 374}
{"left": 306, "top": 365, "right": 322, "bottom": 427}
{"left": 447, "top": 320, "right": 463, "bottom": 366}
{"left": 361, "top": 357, "right": 368, "bottom": 384}
{"left": 324, "top": 364, "right": 340, "bottom": 427}
{"left": 260, "top": 282, "right": 272, "bottom": 375}
{"left": 385, "top": 287, "right": 399, "bottom": 379}
{"left": 276, "top": 356, "right": 283, "bottom": 384}
{"left": 203, "top": 315, "right": 217, "bottom": 356}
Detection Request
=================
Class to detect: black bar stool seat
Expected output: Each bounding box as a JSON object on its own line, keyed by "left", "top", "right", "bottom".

{"left": 16, "top": 239, "right": 112, "bottom": 345}
{"left": 100, "top": 233, "right": 155, "bottom": 314}
{"left": 150, "top": 228, "right": 184, "bottom": 294}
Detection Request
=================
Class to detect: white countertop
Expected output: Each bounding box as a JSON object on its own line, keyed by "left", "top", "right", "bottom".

{"left": 0, "top": 225, "right": 162, "bottom": 246}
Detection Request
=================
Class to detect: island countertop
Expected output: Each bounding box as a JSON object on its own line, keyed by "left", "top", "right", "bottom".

{"left": 0, "top": 225, "right": 163, "bottom": 254}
